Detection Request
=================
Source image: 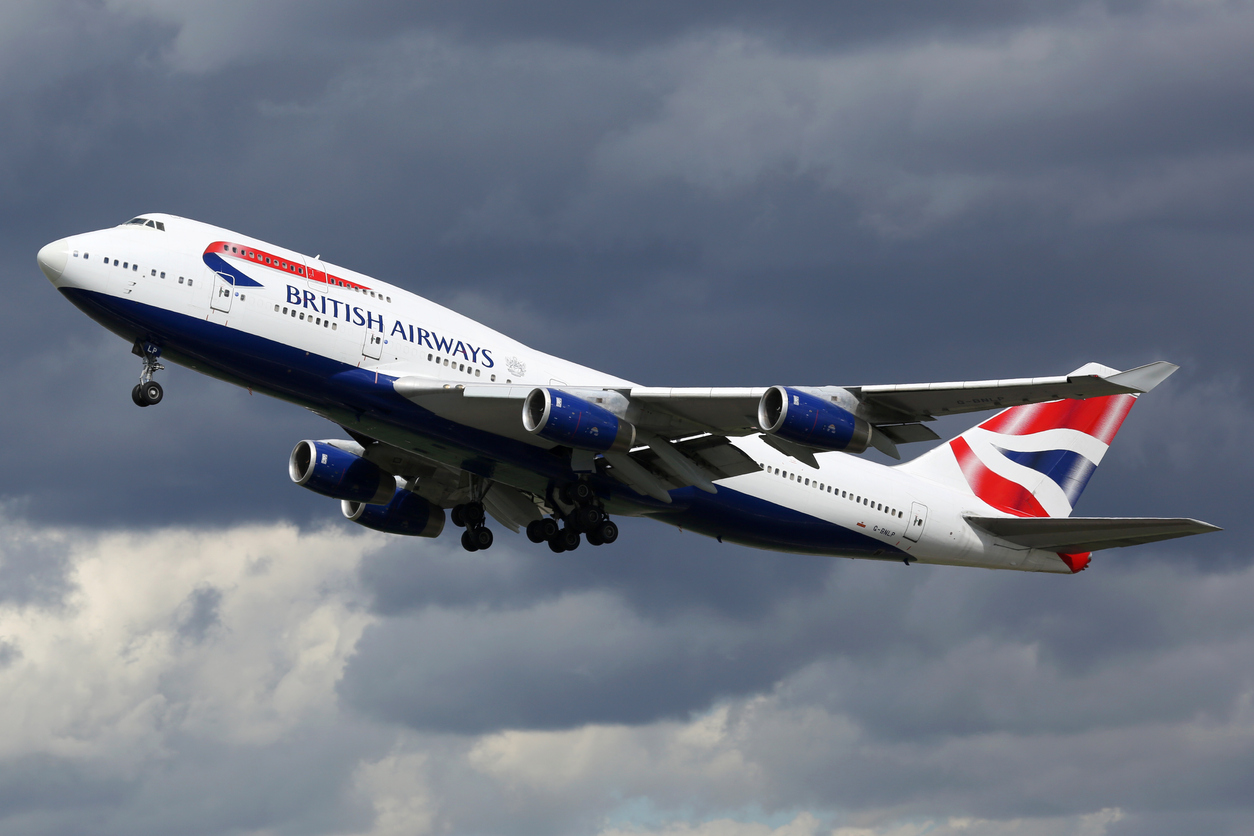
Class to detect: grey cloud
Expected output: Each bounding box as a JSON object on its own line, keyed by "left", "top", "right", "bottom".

{"left": 2, "top": 2, "right": 1252, "bottom": 833}
{"left": 175, "top": 585, "right": 223, "bottom": 643}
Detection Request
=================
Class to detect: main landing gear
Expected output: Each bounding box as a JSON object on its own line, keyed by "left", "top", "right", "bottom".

{"left": 526, "top": 482, "right": 619, "bottom": 553}
{"left": 452, "top": 501, "right": 494, "bottom": 551}
{"left": 130, "top": 342, "right": 165, "bottom": 408}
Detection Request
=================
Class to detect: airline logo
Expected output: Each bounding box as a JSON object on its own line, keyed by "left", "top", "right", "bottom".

{"left": 950, "top": 394, "right": 1136, "bottom": 518}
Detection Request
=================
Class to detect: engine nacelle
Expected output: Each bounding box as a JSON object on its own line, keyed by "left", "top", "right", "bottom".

{"left": 342, "top": 489, "right": 445, "bottom": 538}
{"left": 758, "top": 386, "right": 872, "bottom": 453}
{"left": 289, "top": 440, "right": 395, "bottom": 505}
{"left": 522, "top": 388, "right": 635, "bottom": 453}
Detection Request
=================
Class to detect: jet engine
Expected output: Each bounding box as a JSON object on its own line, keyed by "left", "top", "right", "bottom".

{"left": 343, "top": 489, "right": 445, "bottom": 537}
{"left": 289, "top": 440, "right": 395, "bottom": 504}
{"left": 758, "top": 386, "right": 872, "bottom": 453}
{"left": 522, "top": 387, "right": 635, "bottom": 452}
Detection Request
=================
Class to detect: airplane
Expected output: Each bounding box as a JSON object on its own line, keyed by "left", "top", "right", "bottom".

{"left": 36, "top": 214, "right": 1219, "bottom": 573}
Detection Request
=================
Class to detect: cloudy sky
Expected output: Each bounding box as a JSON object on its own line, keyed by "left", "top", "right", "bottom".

{"left": 2, "top": 1, "right": 1252, "bottom": 834}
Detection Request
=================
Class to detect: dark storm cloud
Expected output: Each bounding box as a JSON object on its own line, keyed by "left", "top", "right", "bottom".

{"left": 2, "top": 1, "right": 1253, "bottom": 833}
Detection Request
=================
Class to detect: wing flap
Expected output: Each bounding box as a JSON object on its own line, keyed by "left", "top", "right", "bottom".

{"left": 967, "top": 516, "right": 1221, "bottom": 552}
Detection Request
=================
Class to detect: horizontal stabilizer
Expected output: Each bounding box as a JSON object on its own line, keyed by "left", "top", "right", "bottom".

{"left": 967, "top": 516, "right": 1221, "bottom": 552}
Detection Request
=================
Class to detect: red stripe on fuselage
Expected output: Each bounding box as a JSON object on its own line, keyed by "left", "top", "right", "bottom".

{"left": 950, "top": 436, "right": 1049, "bottom": 518}
{"left": 205, "top": 241, "right": 371, "bottom": 291}
{"left": 978, "top": 394, "right": 1135, "bottom": 444}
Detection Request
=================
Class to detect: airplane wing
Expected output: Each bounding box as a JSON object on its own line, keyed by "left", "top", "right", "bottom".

{"left": 627, "top": 361, "right": 1177, "bottom": 436}
{"left": 966, "top": 516, "right": 1222, "bottom": 552}
{"left": 391, "top": 361, "right": 1177, "bottom": 494}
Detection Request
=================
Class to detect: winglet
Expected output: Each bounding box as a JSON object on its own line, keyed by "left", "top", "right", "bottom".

{"left": 1104, "top": 361, "right": 1179, "bottom": 394}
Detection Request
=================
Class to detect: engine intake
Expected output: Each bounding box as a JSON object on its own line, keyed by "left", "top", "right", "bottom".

{"left": 522, "top": 388, "right": 635, "bottom": 453}
{"left": 343, "top": 489, "right": 445, "bottom": 537}
{"left": 758, "top": 386, "right": 871, "bottom": 453}
{"left": 289, "top": 440, "right": 395, "bottom": 505}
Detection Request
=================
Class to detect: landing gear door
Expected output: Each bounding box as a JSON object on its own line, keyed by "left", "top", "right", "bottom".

{"left": 362, "top": 329, "right": 384, "bottom": 360}
{"left": 210, "top": 271, "right": 233, "bottom": 313}
{"left": 904, "top": 502, "right": 928, "bottom": 543}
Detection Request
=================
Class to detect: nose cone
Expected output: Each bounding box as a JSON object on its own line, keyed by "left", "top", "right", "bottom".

{"left": 38, "top": 238, "right": 71, "bottom": 284}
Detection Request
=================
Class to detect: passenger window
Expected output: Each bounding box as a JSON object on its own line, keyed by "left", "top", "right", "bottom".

{"left": 160, "top": 272, "right": 165, "bottom": 278}
{"left": 151, "top": 269, "right": 156, "bottom": 276}
{"left": 122, "top": 262, "right": 128, "bottom": 268}
{"left": 132, "top": 264, "right": 137, "bottom": 271}
{"left": 491, "top": 375, "right": 496, "bottom": 382}
{"left": 114, "top": 259, "right": 119, "bottom": 266}
{"left": 187, "top": 278, "right": 193, "bottom": 286}
{"left": 179, "top": 277, "right": 184, "bottom": 284}
{"left": 83, "top": 253, "right": 88, "bottom": 259}
{"left": 332, "top": 323, "right": 337, "bottom": 330}
{"left": 475, "top": 369, "right": 480, "bottom": 377}
{"left": 299, "top": 313, "right": 305, "bottom": 320}
{"left": 275, "top": 305, "right": 280, "bottom": 312}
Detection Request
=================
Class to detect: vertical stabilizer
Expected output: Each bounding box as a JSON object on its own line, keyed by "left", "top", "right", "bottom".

{"left": 896, "top": 364, "right": 1139, "bottom": 518}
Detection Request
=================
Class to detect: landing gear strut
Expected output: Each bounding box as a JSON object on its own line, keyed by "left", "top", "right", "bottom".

{"left": 452, "top": 501, "right": 493, "bottom": 551}
{"left": 530, "top": 480, "right": 618, "bottom": 552}
{"left": 131, "top": 342, "right": 165, "bottom": 407}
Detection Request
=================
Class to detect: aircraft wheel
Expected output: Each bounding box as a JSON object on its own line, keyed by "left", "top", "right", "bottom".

{"left": 540, "top": 518, "right": 559, "bottom": 540}
{"left": 595, "top": 520, "right": 619, "bottom": 544}
{"left": 473, "top": 526, "right": 493, "bottom": 550}
{"left": 141, "top": 381, "right": 163, "bottom": 405}
{"left": 526, "top": 520, "right": 547, "bottom": 543}
{"left": 460, "top": 529, "right": 479, "bottom": 552}
{"left": 559, "top": 528, "right": 581, "bottom": 551}
{"left": 131, "top": 384, "right": 148, "bottom": 407}
{"left": 451, "top": 505, "right": 466, "bottom": 528}
{"left": 548, "top": 537, "right": 567, "bottom": 553}
{"left": 463, "top": 503, "right": 485, "bottom": 526}
{"left": 585, "top": 528, "right": 604, "bottom": 546}
{"left": 573, "top": 506, "right": 601, "bottom": 533}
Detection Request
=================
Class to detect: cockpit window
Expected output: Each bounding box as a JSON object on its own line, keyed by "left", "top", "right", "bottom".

{"left": 124, "top": 217, "right": 165, "bottom": 231}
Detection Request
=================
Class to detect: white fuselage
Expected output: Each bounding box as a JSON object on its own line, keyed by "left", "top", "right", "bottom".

{"left": 39, "top": 214, "right": 1076, "bottom": 574}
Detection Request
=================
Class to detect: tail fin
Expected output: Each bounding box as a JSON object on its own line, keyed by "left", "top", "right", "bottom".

{"left": 896, "top": 363, "right": 1143, "bottom": 518}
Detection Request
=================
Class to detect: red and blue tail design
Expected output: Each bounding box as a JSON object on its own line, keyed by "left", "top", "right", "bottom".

{"left": 898, "top": 364, "right": 1138, "bottom": 519}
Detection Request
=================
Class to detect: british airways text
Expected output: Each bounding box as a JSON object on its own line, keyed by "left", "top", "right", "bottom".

{"left": 286, "top": 285, "right": 494, "bottom": 367}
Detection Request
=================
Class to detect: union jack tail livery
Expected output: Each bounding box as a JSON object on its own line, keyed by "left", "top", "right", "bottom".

{"left": 897, "top": 364, "right": 1137, "bottom": 519}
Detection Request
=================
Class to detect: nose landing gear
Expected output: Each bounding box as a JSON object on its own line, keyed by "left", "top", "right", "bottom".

{"left": 130, "top": 342, "right": 165, "bottom": 407}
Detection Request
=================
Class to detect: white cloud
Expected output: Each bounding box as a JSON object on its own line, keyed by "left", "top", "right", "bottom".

{"left": 0, "top": 517, "right": 1250, "bottom": 833}
{"left": 0, "top": 520, "right": 375, "bottom": 763}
